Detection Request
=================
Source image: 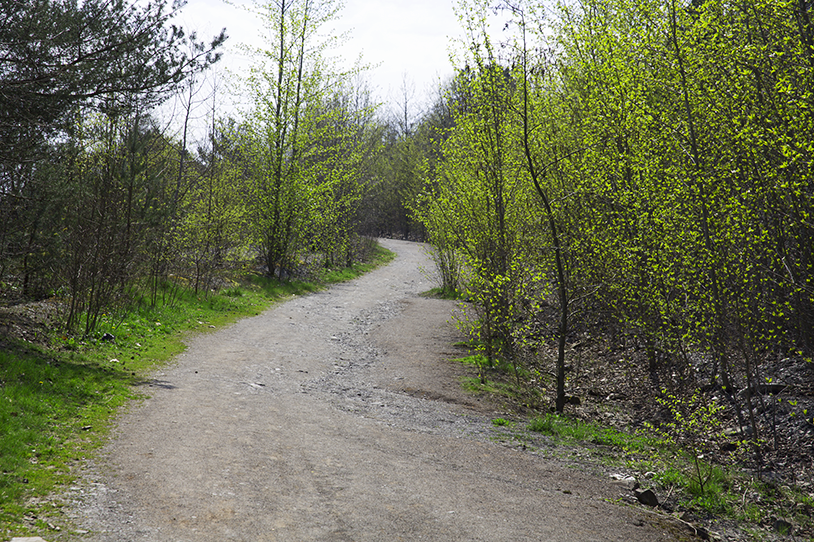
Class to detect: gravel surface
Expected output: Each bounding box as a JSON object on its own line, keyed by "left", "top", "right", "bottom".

{"left": 62, "top": 239, "right": 688, "bottom": 542}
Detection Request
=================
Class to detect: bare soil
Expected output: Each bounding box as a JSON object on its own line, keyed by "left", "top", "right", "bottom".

{"left": 45, "top": 239, "right": 694, "bottom": 542}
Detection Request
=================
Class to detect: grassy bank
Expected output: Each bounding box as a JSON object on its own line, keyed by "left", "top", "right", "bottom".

{"left": 0, "top": 244, "right": 395, "bottom": 539}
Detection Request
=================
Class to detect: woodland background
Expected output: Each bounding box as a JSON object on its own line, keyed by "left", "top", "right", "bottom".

{"left": 2, "top": 0, "right": 813, "bottom": 483}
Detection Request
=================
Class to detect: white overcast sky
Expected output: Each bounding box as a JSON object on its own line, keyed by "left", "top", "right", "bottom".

{"left": 175, "top": 0, "right": 474, "bottom": 109}
{"left": 164, "top": 0, "right": 515, "bottom": 142}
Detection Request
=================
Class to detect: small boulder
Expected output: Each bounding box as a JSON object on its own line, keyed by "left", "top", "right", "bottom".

{"left": 634, "top": 488, "right": 659, "bottom": 507}
{"left": 610, "top": 474, "right": 638, "bottom": 490}
{"left": 721, "top": 441, "right": 739, "bottom": 452}
{"left": 773, "top": 518, "right": 793, "bottom": 535}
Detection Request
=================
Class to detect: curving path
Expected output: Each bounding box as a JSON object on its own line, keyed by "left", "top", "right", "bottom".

{"left": 66, "top": 239, "right": 684, "bottom": 541}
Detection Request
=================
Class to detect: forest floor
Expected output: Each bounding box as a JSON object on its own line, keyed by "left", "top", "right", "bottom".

{"left": 1, "top": 239, "right": 809, "bottom": 541}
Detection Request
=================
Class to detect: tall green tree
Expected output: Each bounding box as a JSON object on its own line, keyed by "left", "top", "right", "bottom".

{"left": 305, "top": 82, "right": 381, "bottom": 268}
{"left": 414, "top": 2, "right": 543, "bottom": 384}
{"left": 238, "top": 0, "right": 378, "bottom": 277}
{"left": 239, "top": 0, "right": 345, "bottom": 277}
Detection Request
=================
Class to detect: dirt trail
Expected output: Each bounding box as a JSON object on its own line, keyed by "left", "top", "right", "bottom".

{"left": 65, "top": 239, "right": 686, "bottom": 541}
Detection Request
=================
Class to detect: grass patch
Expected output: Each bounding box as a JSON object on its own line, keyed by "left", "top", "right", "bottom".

{"left": 526, "top": 413, "right": 744, "bottom": 513}
{"left": 460, "top": 376, "right": 517, "bottom": 397}
{"left": 0, "top": 342, "right": 136, "bottom": 538}
{"left": 527, "top": 412, "right": 656, "bottom": 451}
{"left": 247, "top": 276, "right": 321, "bottom": 304}
{"left": 455, "top": 353, "right": 523, "bottom": 378}
{"left": 455, "top": 353, "right": 543, "bottom": 410}
{"left": 0, "top": 243, "right": 395, "bottom": 539}
{"left": 523, "top": 412, "right": 808, "bottom": 528}
{"left": 419, "top": 287, "right": 462, "bottom": 300}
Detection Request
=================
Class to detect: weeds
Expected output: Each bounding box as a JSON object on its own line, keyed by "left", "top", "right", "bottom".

{"left": 521, "top": 411, "right": 813, "bottom": 533}
{"left": 455, "top": 352, "right": 543, "bottom": 409}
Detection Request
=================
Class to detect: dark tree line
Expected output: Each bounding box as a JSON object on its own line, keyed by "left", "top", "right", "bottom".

{"left": 1, "top": 0, "right": 225, "bottom": 310}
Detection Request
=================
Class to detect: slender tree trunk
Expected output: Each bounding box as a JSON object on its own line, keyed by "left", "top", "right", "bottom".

{"left": 517, "top": 16, "right": 569, "bottom": 413}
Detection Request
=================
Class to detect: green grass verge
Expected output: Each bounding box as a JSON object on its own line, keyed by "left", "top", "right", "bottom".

{"left": 318, "top": 244, "right": 396, "bottom": 283}
{"left": 0, "top": 343, "right": 134, "bottom": 536}
{"left": 527, "top": 412, "right": 654, "bottom": 449}
{"left": 0, "top": 244, "right": 395, "bottom": 539}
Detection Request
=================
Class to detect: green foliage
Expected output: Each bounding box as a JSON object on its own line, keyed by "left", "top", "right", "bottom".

{"left": 413, "top": 51, "right": 540, "bottom": 386}
{"left": 410, "top": 0, "right": 814, "bottom": 457}
{"left": 4, "top": 0, "right": 814, "bottom": 531}
{"left": 59, "top": 112, "right": 181, "bottom": 333}
{"left": 0, "top": 0, "right": 383, "bottom": 339}
{"left": 0, "top": 0, "right": 224, "bottom": 312}
{"left": 527, "top": 414, "right": 557, "bottom": 435}
{"left": 409, "top": 190, "right": 468, "bottom": 297}
{"left": 460, "top": 376, "right": 516, "bottom": 397}
{"left": 0, "top": 0, "right": 225, "bottom": 167}
{"left": 178, "top": 121, "right": 250, "bottom": 296}
{"left": 235, "top": 0, "right": 377, "bottom": 279}
{"left": 649, "top": 461, "right": 742, "bottom": 517}
{"left": 649, "top": 391, "right": 725, "bottom": 449}
{"left": 628, "top": 392, "right": 772, "bottom": 519}
{"left": 645, "top": 391, "right": 726, "bottom": 496}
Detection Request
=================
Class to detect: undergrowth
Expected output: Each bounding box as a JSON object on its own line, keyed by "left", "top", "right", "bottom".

{"left": 419, "top": 286, "right": 463, "bottom": 300}
{"left": 455, "top": 352, "right": 543, "bottom": 408}
{"left": 455, "top": 349, "right": 814, "bottom": 538}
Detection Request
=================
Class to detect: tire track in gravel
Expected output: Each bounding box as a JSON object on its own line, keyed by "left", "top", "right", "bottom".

{"left": 64, "top": 239, "right": 687, "bottom": 542}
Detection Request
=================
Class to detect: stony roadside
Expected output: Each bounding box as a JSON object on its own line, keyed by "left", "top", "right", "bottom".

{"left": 49, "top": 239, "right": 694, "bottom": 542}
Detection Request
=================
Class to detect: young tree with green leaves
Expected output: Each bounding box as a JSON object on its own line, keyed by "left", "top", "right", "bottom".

{"left": 237, "top": 0, "right": 365, "bottom": 277}
{"left": 304, "top": 82, "right": 381, "bottom": 268}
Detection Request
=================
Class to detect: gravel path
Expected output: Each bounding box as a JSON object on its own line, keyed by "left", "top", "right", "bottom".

{"left": 64, "top": 239, "right": 686, "bottom": 541}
